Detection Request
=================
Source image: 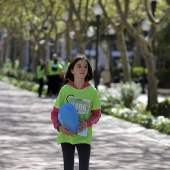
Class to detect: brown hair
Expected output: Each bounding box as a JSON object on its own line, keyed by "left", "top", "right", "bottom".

{"left": 64, "top": 54, "right": 93, "bottom": 84}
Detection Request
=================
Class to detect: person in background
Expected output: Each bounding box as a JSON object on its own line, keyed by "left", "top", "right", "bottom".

{"left": 47, "top": 53, "right": 63, "bottom": 97}
{"left": 93, "top": 65, "right": 103, "bottom": 89}
{"left": 45, "top": 59, "right": 51, "bottom": 97}
{"left": 14, "top": 57, "right": 20, "bottom": 70}
{"left": 13, "top": 57, "right": 20, "bottom": 77}
{"left": 3, "top": 58, "right": 12, "bottom": 72}
{"left": 36, "top": 59, "right": 45, "bottom": 98}
{"left": 51, "top": 54, "right": 101, "bottom": 170}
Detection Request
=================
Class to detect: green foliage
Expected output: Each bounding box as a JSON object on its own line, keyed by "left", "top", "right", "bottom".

{"left": 151, "top": 99, "right": 170, "bottom": 118}
{"left": 100, "top": 91, "right": 122, "bottom": 104}
{"left": 131, "top": 67, "right": 148, "bottom": 78}
{"left": 156, "top": 69, "right": 170, "bottom": 88}
{"left": 152, "top": 116, "right": 170, "bottom": 134}
{"left": 0, "top": 76, "right": 47, "bottom": 95}
{"left": 2, "top": 69, "right": 36, "bottom": 82}
{"left": 110, "top": 68, "right": 120, "bottom": 77}
{"left": 100, "top": 92, "right": 123, "bottom": 114}
{"left": 156, "top": 22, "right": 170, "bottom": 45}
{"left": 101, "top": 97, "right": 170, "bottom": 135}
{"left": 119, "top": 82, "right": 141, "bottom": 108}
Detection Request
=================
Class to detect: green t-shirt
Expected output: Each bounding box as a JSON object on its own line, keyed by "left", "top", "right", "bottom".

{"left": 36, "top": 65, "right": 45, "bottom": 79}
{"left": 54, "top": 83, "right": 101, "bottom": 145}
{"left": 14, "top": 60, "right": 20, "bottom": 70}
{"left": 48, "top": 60, "right": 63, "bottom": 76}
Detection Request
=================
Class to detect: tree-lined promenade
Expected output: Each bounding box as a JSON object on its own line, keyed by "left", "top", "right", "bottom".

{"left": 0, "top": 0, "right": 170, "bottom": 111}
{"left": 1, "top": 81, "right": 170, "bottom": 170}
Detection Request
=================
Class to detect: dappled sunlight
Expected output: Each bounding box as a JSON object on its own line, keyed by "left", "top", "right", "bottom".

{"left": 1, "top": 82, "right": 170, "bottom": 170}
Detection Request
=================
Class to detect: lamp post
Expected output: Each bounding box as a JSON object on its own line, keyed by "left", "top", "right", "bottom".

{"left": 27, "top": 22, "right": 33, "bottom": 72}
{"left": 93, "top": 3, "right": 103, "bottom": 89}
{"left": 151, "top": 0, "right": 158, "bottom": 17}
{"left": 108, "top": 25, "right": 115, "bottom": 70}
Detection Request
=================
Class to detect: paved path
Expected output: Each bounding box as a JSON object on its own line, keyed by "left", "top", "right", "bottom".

{"left": 1, "top": 81, "right": 170, "bottom": 170}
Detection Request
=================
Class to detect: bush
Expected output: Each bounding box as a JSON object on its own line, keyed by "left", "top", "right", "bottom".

{"left": 156, "top": 69, "right": 170, "bottom": 88}
{"left": 151, "top": 99, "right": 170, "bottom": 118}
{"left": 119, "top": 82, "right": 141, "bottom": 108}
{"left": 110, "top": 68, "right": 121, "bottom": 83}
{"left": 131, "top": 67, "right": 148, "bottom": 78}
{"left": 1, "top": 68, "right": 36, "bottom": 82}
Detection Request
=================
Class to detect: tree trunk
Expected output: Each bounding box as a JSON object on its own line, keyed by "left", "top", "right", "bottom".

{"left": 116, "top": 31, "right": 131, "bottom": 82}
{"left": 140, "top": 41, "right": 158, "bottom": 109}
{"left": 77, "top": 38, "right": 86, "bottom": 54}
{"left": 105, "top": 42, "right": 111, "bottom": 70}
{"left": 99, "top": 40, "right": 111, "bottom": 70}
{"left": 114, "top": 0, "right": 158, "bottom": 109}
{"left": 65, "top": 27, "right": 71, "bottom": 58}
{"left": 53, "top": 36, "right": 58, "bottom": 55}
{"left": 166, "top": 0, "right": 170, "bottom": 5}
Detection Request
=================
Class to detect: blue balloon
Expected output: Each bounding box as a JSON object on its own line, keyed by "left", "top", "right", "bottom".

{"left": 58, "top": 103, "right": 79, "bottom": 133}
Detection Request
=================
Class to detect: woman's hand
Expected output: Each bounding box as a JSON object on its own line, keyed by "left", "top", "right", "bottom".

{"left": 58, "top": 126, "right": 74, "bottom": 135}
{"left": 78, "top": 121, "right": 87, "bottom": 132}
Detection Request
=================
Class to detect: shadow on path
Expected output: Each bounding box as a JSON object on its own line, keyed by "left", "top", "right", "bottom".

{"left": 0, "top": 82, "right": 170, "bottom": 170}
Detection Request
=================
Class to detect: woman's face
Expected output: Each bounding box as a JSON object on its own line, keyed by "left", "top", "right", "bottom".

{"left": 71, "top": 59, "right": 88, "bottom": 80}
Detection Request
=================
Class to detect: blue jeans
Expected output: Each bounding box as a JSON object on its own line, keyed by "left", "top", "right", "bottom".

{"left": 61, "top": 143, "right": 91, "bottom": 170}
